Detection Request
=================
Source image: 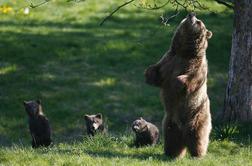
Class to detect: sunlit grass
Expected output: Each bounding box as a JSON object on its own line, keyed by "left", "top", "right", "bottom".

{"left": 92, "top": 77, "right": 117, "bottom": 87}
{"left": 0, "top": 64, "right": 17, "bottom": 75}
{"left": 0, "top": 135, "right": 251, "bottom": 166}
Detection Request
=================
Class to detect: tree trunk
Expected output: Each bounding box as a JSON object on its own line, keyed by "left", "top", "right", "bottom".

{"left": 222, "top": 0, "right": 252, "bottom": 122}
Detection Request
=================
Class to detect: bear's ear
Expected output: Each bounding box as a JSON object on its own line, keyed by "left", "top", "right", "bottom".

{"left": 36, "top": 99, "right": 41, "bottom": 105}
{"left": 95, "top": 113, "right": 102, "bottom": 119}
{"left": 23, "top": 101, "right": 28, "bottom": 105}
{"left": 84, "top": 115, "right": 90, "bottom": 120}
{"left": 206, "top": 30, "right": 212, "bottom": 39}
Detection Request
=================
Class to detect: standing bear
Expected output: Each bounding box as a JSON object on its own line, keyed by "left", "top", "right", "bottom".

{"left": 145, "top": 13, "right": 212, "bottom": 158}
{"left": 23, "top": 100, "right": 52, "bottom": 148}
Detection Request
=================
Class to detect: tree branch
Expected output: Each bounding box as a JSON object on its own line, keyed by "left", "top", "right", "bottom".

{"left": 214, "top": 0, "right": 234, "bottom": 9}
{"left": 100, "top": 0, "right": 135, "bottom": 26}
{"left": 160, "top": 9, "right": 180, "bottom": 26}
{"left": 28, "top": 0, "right": 50, "bottom": 8}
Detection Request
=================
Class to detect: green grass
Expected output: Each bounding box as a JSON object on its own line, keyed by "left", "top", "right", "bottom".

{"left": 0, "top": 0, "right": 251, "bottom": 165}
{"left": 0, "top": 134, "right": 252, "bottom": 166}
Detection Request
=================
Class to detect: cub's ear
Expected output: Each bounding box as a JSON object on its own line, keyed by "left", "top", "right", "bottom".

{"left": 95, "top": 113, "right": 102, "bottom": 119}
{"left": 23, "top": 101, "right": 28, "bottom": 105}
{"left": 84, "top": 115, "right": 90, "bottom": 120}
{"left": 206, "top": 30, "right": 212, "bottom": 39}
{"left": 36, "top": 99, "right": 41, "bottom": 105}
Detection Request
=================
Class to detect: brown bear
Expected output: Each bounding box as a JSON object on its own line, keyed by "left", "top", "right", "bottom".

{"left": 145, "top": 13, "right": 212, "bottom": 158}
{"left": 84, "top": 113, "right": 105, "bottom": 136}
{"left": 23, "top": 100, "right": 52, "bottom": 148}
{"left": 132, "top": 117, "right": 159, "bottom": 147}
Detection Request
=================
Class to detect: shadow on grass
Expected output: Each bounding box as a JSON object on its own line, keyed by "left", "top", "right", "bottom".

{"left": 84, "top": 149, "right": 173, "bottom": 161}
{"left": 0, "top": 135, "right": 12, "bottom": 147}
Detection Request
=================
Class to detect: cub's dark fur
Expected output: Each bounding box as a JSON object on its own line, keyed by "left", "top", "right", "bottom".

{"left": 23, "top": 100, "right": 52, "bottom": 148}
{"left": 84, "top": 113, "right": 105, "bottom": 136}
{"left": 132, "top": 117, "right": 159, "bottom": 147}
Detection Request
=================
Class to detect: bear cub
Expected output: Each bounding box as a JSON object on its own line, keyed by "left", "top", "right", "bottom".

{"left": 132, "top": 117, "right": 159, "bottom": 147}
{"left": 23, "top": 100, "right": 52, "bottom": 148}
{"left": 84, "top": 113, "right": 105, "bottom": 136}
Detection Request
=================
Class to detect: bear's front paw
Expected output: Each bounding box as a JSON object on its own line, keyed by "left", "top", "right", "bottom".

{"left": 176, "top": 75, "right": 188, "bottom": 85}
{"left": 144, "top": 65, "right": 162, "bottom": 87}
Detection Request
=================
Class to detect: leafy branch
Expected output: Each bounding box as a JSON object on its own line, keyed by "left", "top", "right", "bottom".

{"left": 25, "top": 0, "right": 234, "bottom": 26}
{"left": 100, "top": 0, "right": 208, "bottom": 26}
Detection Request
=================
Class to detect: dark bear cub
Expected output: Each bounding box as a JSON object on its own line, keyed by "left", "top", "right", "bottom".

{"left": 132, "top": 117, "right": 159, "bottom": 147}
{"left": 84, "top": 113, "right": 105, "bottom": 136}
{"left": 23, "top": 100, "right": 52, "bottom": 148}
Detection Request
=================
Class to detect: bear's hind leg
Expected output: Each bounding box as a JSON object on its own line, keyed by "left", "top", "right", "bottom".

{"left": 186, "top": 123, "right": 211, "bottom": 157}
{"left": 186, "top": 100, "right": 211, "bottom": 158}
{"left": 42, "top": 138, "right": 52, "bottom": 147}
{"left": 163, "top": 117, "right": 186, "bottom": 158}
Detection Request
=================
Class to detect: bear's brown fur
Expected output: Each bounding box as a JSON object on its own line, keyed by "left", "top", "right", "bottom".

{"left": 145, "top": 13, "right": 212, "bottom": 158}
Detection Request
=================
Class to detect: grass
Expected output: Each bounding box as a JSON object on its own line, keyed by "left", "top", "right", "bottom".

{"left": 0, "top": 0, "right": 251, "bottom": 165}
{"left": 0, "top": 134, "right": 251, "bottom": 166}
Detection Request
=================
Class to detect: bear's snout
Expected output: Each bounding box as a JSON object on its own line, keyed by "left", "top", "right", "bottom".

{"left": 187, "top": 12, "right": 196, "bottom": 24}
{"left": 188, "top": 12, "right": 196, "bottom": 19}
{"left": 92, "top": 123, "right": 99, "bottom": 130}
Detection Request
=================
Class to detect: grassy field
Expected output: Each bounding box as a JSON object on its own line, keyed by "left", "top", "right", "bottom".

{"left": 0, "top": 0, "right": 251, "bottom": 165}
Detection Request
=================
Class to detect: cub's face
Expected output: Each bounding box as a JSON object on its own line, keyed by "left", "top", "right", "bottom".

{"left": 84, "top": 113, "right": 103, "bottom": 132}
{"left": 23, "top": 100, "right": 41, "bottom": 117}
{"left": 132, "top": 117, "right": 148, "bottom": 133}
{"left": 173, "top": 13, "right": 212, "bottom": 53}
